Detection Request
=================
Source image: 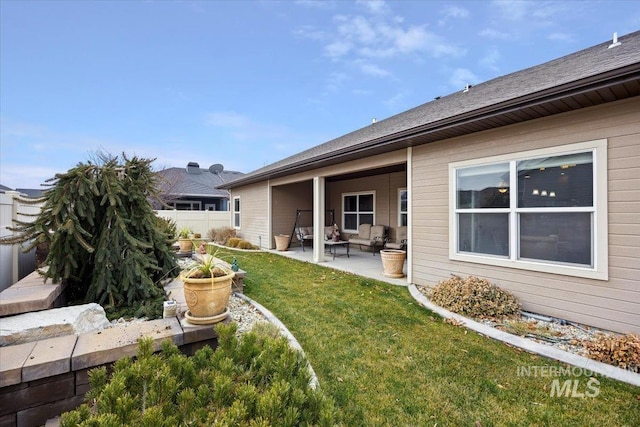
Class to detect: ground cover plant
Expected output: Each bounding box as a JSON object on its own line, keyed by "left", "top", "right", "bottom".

{"left": 215, "top": 249, "right": 640, "bottom": 426}
{"left": 60, "top": 323, "right": 340, "bottom": 426}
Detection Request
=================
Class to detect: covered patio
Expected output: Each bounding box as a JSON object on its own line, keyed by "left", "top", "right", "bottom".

{"left": 268, "top": 244, "right": 409, "bottom": 287}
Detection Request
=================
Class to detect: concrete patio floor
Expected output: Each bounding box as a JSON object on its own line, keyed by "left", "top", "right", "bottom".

{"left": 267, "top": 243, "right": 410, "bottom": 287}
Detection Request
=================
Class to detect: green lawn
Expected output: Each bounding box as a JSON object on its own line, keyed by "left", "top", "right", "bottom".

{"left": 221, "top": 249, "right": 639, "bottom": 426}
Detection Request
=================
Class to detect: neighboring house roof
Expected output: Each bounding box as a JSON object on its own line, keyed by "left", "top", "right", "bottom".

{"left": 221, "top": 31, "right": 640, "bottom": 189}
{"left": 0, "top": 184, "right": 44, "bottom": 198}
{"left": 157, "top": 163, "right": 244, "bottom": 198}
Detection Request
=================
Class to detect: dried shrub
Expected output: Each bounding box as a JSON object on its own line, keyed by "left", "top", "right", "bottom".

{"left": 583, "top": 333, "right": 640, "bottom": 371}
{"left": 428, "top": 274, "right": 520, "bottom": 319}
{"left": 207, "top": 226, "right": 236, "bottom": 244}
{"left": 237, "top": 240, "right": 256, "bottom": 250}
{"left": 227, "top": 237, "right": 241, "bottom": 248}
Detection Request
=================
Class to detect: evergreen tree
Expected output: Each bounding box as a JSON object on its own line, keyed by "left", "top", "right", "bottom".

{"left": 1, "top": 154, "right": 179, "bottom": 318}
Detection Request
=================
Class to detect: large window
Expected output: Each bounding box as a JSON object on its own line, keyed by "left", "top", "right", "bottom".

{"left": 233, "top": 197, "right": 241, "bottom": 229}
{"left": 449, "top": 140, "right": 607, "bottom": 280}
{"left": 343, "top": 192, "right": 375, "bottom": 233}
{"left": 398, "top": 189, "right": 408, "bottom": 227}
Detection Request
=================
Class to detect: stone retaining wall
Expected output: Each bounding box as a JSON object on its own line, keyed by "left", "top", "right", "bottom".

{"left": 0, "top": 316, "right": 221, "bottom": 427}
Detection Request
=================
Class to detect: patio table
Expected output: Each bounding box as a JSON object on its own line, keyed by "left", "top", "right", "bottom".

{"left": 324, "top": 240, "right": 350, "bottom": 260}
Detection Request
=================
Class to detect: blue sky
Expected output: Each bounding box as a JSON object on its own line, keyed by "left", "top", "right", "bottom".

{"left": 1, "top": 0, "right": 638, "bottom": 189}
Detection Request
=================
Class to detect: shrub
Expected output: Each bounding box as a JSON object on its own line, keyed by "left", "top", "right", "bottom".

{"left": 208, "top": 226, "right": 236, "bottom": 244}
{"left": 0, "top": 154, "right": 179, "bottom": 319}
{"left": 227, "top": 237, "right": 241, "bottom": 248}
{"left": 60, "top": 323, "right": 340, "bottom": 426}
{"left": 428, "top": 274, "right": 520, "bottom": 319}
{"left": 583, "top": 333, "right": 640, "bottom": 371}
{"left": 237, "top": 240, "right": 256, "bottom": 250}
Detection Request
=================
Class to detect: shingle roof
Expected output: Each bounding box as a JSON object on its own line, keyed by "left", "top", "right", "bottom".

{"left": 221, "top": 30, "right": 640, "bottom": 189}
{"left": 157, "top": 166, "right": 244, "bottom": 198}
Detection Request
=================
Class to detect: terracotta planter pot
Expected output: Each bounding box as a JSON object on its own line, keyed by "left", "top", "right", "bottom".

{"left": 274, "top": 234, "right": 290, "bottom": 251}
{"left": 178, "top": 238, "right": 193, "bottom": 253}
{"left": 181, "top": 269, "right": 235, "bottom": 323}
{"left": 380, "top": 249, "right": 406, "bottom": 278}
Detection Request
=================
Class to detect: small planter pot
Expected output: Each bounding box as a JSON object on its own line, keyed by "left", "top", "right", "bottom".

{"left": 380, "top": 249, "right": 406, "bottom": 278}
{"left": 274, "top": 234, "right": 290, "bottom": 251}
{"left": 178, "top": 238, "right": 193, "bottom": 253}
{"left": 181, "top": 269, "right": 235, "bottom": 324}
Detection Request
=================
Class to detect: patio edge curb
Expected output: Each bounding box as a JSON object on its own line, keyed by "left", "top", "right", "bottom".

{"left": 408, "top": 284, "right": 640, "bottom": 387}
{"left": 233, "top": 292, "right": 320, "bottom": 390}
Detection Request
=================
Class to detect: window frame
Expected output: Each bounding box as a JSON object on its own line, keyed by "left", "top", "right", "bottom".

{"left": 342, "top": 191, "right": 376, "bottom": 233}
{"left": 233, "top": 196, "right": 241, "bottom": 229}
{"left": 398, "top": 188, "right": 408, "bottom": 227}
{"left": 448, "top": 139, "right": 608, "bottom": 280}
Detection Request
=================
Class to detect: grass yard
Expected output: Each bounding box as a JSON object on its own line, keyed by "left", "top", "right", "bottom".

{"left": 220, "top": 249, "right": 639, "bottom": 426}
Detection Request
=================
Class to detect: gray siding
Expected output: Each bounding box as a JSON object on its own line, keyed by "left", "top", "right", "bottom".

{"left": 411, "top": 97, "right": 640, "bottom": 334}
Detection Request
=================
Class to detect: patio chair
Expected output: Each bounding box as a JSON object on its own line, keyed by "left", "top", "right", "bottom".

{"left": 384, "top": 226, "right": 407, "bottom": 250}
{"left": 348, "top": 224, "right": 387, "bottom": 255}
{"left": 295, "top": 226, "right": 335, "bottom": 251}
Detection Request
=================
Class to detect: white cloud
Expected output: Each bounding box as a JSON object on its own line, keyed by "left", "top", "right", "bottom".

{"left": 356, "top": 0, "right": 388, "bottom": 15}
{"left": 354, "top": 60, "right": 391, "bottom": 77}
{"left": 491, "top": 0, "right": 530, "bottom": 21}
{"left": 324, "top": 40, "right": 353, "bottom": 60}
{"left": 480, "top": 46, "right": 502, "bottom": 72}
{"left": 205, "top": 111, "right": 251, "bottom": 128}
{"left": 449, "top": 68, "right": 479, "bottom": 89}
{"left": 479, "top": 28, "right": 511, "bottom": 40}
{"left": 548, "top": 32, "right": 574, "bottom": 43}
{"left": 438, "top": 5, "right": 470, "bottom": 26}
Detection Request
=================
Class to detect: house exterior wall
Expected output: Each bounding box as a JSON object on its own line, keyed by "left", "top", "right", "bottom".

{"left": 411, "top": 97, "right": 640, "bottom": 334}
{"left": 271, "top": 181, "right": 313, "bottom": 246}
{"left": 327, "top": 171, "right": 406, "bottom": 236}
{"left": 229, "top": 181, "right": 270, "bottom": 249}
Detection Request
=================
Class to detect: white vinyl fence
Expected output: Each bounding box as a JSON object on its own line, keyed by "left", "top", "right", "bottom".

{"left": 0, "top": 192, "right": 41, "bottom": 292}
{"left": 155, "top": 210, "right": 232, "bottom": 238}
{"left": 0, "top": 199, "right": 231, "bottom": 292}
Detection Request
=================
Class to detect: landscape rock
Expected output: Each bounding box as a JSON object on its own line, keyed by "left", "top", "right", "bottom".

{"left": 0, "top": 303, "right": 110, "bottom": 346}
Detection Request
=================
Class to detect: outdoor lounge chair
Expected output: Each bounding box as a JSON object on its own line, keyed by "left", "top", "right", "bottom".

{"left": 384, "top": 226, "right": 407, "bottom": 250}
{"left": 348, "top": 224, "right": 386, "bottom": 255}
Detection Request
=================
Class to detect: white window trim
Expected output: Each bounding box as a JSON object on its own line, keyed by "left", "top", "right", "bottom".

{"left": 448, "top": 139, "right": 608, "bottom": 280}
{"left": 233, "top": 196, "right": 241, "bottom": 229}
{"left": 398, "top": 188, "right": 407, "bottom": 227}
{"left": 342, "top": 191, "right": 376, "bottom": 233}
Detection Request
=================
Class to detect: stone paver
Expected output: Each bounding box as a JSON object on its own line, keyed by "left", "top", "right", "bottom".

{"left": 71, "top": 317, "right": 183, "bottom": 371}
{"left": 22, "top": 335, "right": 78, "bottom": 382}
{"left": 0, "top": 272, "right": 65, "bottom": 317}
{"left": 0, "top": 342, "right": 36, "bottom": 387}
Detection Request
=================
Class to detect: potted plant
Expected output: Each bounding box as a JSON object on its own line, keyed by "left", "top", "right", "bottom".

{"left": 177, "top": 227, "right": 194, "bottom": 253}
{"left": 181, "top": 248, "right": 235, "bottom": 324}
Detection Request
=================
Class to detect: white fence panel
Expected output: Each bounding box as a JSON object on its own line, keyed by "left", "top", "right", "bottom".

{"left": 155, "top": 210, "right": 231, "bottom": 238}
{"left": 0, "top": 192, "right": 41, "bottom": 292}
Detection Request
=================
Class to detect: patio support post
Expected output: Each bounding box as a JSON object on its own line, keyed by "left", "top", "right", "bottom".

{"left": 312, "top": 176, "right": 325, "bottom": 263}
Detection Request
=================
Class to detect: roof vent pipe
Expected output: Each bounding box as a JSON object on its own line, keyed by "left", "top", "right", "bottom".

{"left": 371, "top": 118, "right": 377, "bottom": 124}
{"left": 463, "top": 84, "right": 472, "bottom": 93}
{"left": 608, "top": 32, "right": 621, "bottom": 49}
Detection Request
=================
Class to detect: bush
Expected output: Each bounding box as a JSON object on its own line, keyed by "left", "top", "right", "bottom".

{"left": 60, "top": 323, "right": 340, "bottom": 426}
{"left": 208, "top": 226, "right": 236, "bottom": 244}
{"left": 237, "top": 240, "right": 257, "bottom": 250}
{"left": 428, "top": 274, "right": 520, "bottom": 319}
{"left": 227, "top": 237, "right": 241, "bottom": 248}
{"left": 583, "top": 333, "right": 640, "bottom": 371}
